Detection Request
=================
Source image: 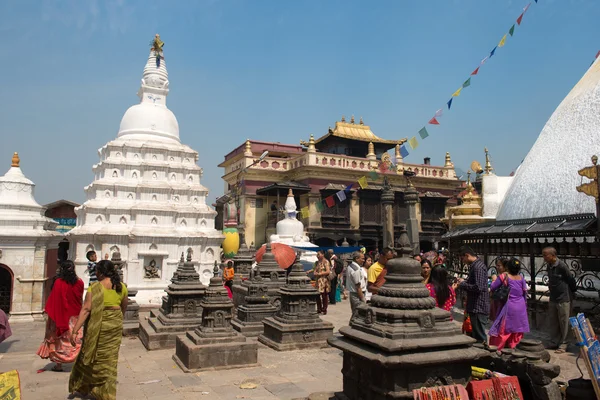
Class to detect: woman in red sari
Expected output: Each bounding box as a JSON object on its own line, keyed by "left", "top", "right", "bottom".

{"left": 37, "top": 260, "right": 84, "bottom": 371}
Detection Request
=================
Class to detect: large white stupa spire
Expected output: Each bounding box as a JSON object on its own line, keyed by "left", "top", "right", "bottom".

{"left": 496, "top": 56, "right": 600, "bottom": 220}
{"left": 69, "top": 35, "right": 222, "bottom": 304}
{"left": 118, "top": 34, "right": 179, "bottom": 144}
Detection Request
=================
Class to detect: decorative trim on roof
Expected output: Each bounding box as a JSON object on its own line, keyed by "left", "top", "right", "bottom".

{"left": 313, "top": 119, "right": 407, "bottom": 146}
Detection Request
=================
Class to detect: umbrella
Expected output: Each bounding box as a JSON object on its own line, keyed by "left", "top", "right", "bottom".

{"left": 255, "top": 243, "right": 297, "bottom": 269}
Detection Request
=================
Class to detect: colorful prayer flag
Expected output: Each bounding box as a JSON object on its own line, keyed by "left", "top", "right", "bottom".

{"left": 447, "top": 98, "right": 453, "bottom": 109}
{"left": 523, "top": 3, "right": 531, "bottom": 13}
{"left": 498, "top": 34, "right": 507, "bottom": 47}
{"left": 471, "top": 67, "right": 479, "bottom": 75}
{"left": 300, "top": 206, "right": 310, "bottom": 218}
{"left": 336, "top": 190, "right": 346, "bottom": 202}
{"left": 368, "top": 170, "right": 379, "bottom": 180}
{"left": 419, "top": 127, "right": 429, "bottom": 139}
{"left": 480, "top": 56, "right": 489, "bottom": 65}
{"left": 462, "top": 77, "right": 471, "bottom": 88}
{"left": 400, "top": 145, "right": 409, "bottom": 158}
{"left": 325, "top": 196, "right": 335, "bottom": 208}
{"left": 452, "top": 87, "right": 462, "bottom": 97}
{"left": 428, "top": 117, "right": 440, "bottom": 125}
{"left": 358, "top": 176, "right": 368, "bottom": 189}
{"left": 516, "top": 12, "right": 524, "bottom": 25}
{"left": 490, "top": 46, "right": 497, "bottom": 57}
{"left": 316, "top": 201, "right": 325, "bottom": 213}
{"left": 408, "top": 136, "right": 419, "bottom": 150}
{"left": 345, "top": 183, "right": 354, "bottom": 192}
{"left": 435, "top": 108, "right": 443, "bottom": 117}
{"left": 509, "top": 24, "right": 515, "bottom": 36}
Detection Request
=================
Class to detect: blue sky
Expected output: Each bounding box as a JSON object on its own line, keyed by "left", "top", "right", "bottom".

{"left": 2, "top": 0, "right": 599, "bottom": 205}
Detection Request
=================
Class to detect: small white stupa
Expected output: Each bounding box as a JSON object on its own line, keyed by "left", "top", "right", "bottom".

{"left": 0, "top": 153, "right": 61, "bottom": 321}
{"left": 269, "top": 189, "right": 317, "bottom": 264}
{"left": 68, "top": 35, "right": 223, "bottom": 304}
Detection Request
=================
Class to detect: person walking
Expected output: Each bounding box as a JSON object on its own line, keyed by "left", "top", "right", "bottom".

{"left": 37, "top": 261, "right": 84, "bottom": 372}
{"left": 69, "top": 260, "right": 128, "bottom": 400}
{"left": 314, "top": 250, "right": 331, "bottom": 315}
{"left": 326, "top": 250, "right": 343, "bottom": 305}
{"left": 488, "top": 258, "right": 529, "bottom": 350}
{"left": 426, "top": 266, "right": 456, "bottom": 320}
{"left": 457, "top": 246, "right": 490, "bottom": 344}
{"left": 362, "top": 254, "right": 373, "bottom": 303}
{"left": 345, "top": 251, "right": 365, "bottom": 321}
{"left": 490, "top": 258, "right": 509, "bottom": 321}
{"left": 543, "top": 247, "right": 576, "bottom": 353}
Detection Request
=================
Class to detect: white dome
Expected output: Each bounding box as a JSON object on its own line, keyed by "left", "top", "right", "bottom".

{"left": 118, "top": 102, "right": 180, "bottom": 142}
{"left": 497, "top": 57, "right": 600, "bottom": 220}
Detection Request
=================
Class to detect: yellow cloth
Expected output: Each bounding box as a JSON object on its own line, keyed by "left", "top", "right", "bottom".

{"left": 87, "top": 283, "right": 128, "bottom": 307}
{"left": 367, "top": 262, "right": 384, "bottom": 284}
{"left": 0, "top": 370, "right": 21, "bottom": 399}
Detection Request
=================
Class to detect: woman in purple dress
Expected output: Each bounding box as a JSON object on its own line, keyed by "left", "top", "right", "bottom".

{"left": 489, "top": 258, "right": 529, "bottom": 350}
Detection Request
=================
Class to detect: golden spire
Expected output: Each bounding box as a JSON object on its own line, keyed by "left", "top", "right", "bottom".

{"left": 11, "top": 152, "right": 20, "bottom": 168}
{"left": 484, "top": 147, "right": 493, "bottom": 174}
{"left": 288, "top": 188, "right": 294, "bottom": 197}
{"left": 341, "top": 115, "right": 346, "bottom": 123}
{"left": 444, "top": 152, "right": 454, "bottom": 168}
{"left": 359, "top": 116, "right": 364, "bottom": 125}
{"left": 350, "top": 115, "right": 355, "bottom": 124}
{"left": 244, "top": 139, "right": 252, "bottom": 155}
{"left": 395, "top": 144, "right": 402, "bottom": 163}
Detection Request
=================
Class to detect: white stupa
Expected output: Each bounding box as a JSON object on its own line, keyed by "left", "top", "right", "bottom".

{"left": 0, "top": 153, "right": 61, "bottom": 321}
{"left": 497, "top": 56, "right": 600, "bottom": 220}
{"left": 68, "top": 36, "right": 223, "bottom": 304}
{"left": 269, "top": 189, "right": 317, "bottom": 264}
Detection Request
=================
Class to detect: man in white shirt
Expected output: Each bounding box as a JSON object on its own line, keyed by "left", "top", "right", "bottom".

{"left": 345, "top": 251, "right": 366, "bottom": 321}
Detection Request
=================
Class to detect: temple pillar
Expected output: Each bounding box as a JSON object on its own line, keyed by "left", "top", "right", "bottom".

{"left": 405, "top": 182, "right": 420, "bottom": 254}
{"left": 381, "top": 177, "right": 395, "bottom": 249}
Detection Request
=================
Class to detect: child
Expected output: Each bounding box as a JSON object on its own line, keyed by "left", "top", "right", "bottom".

{"left": 223, "top": 260, "right": 235, "bottom": 291}
{"left": 86, "top": 250, "right": 98, "bottom": 285}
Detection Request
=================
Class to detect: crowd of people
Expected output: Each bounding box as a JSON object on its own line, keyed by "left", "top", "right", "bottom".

{"left": 322, "top": 244, "right": 576, "bottom": 354}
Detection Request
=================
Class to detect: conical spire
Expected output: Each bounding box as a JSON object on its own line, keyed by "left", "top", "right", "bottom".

{"left": 11, "top": 152, "right": 19, "bottom": 168}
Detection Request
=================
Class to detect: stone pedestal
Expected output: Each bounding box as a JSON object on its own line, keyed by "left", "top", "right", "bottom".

{"left": 258, "top": 259, "right": 333, "bottom": 351}
{"left": 328, "top": 228, "right": 487, "bottom": 399}
{"left": 232, "top": 237, "right": 253, "bottom": 280}
{"left": 232, "top": 243, "right": 286, "bottom": 311}
{"left": 112, "top": 252, "right": 140, "bottom": 335}
{"left": 231, "top": 265, "right": 277, "bottom": 337}
{"left": 139, "top": 250, "right": 207, "bottom": 350}
{"left": 173, "top": 266, "right": 257, "bottom": 372}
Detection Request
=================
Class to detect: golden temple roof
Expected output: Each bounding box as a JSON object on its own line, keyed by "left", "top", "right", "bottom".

{"left": 313, "top": 117, "right": 407, "bottom": 146}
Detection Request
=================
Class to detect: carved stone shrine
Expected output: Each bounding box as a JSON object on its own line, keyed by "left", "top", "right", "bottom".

{"left": 111, "top": 252, "right": 140, "bottom": 336}
{"left": 232, "top": 235, "right": 254, "bottom": 280}
{"left": 231, "top": 265, "right": 277, "bottom": 337}
{"left": 328, "top": 228, "right": 487, "bottom": 399}
{"left": 139, "top": 250, "right": 206, "bottom": 350}
{"left": 173, "top": 265, "right": 258, "bottom": 372}
{"left": 232, "top": 243, "right": 286, "bottom": 312}
{"left": 258, "top": 258, "right": 333, "bottom": 351}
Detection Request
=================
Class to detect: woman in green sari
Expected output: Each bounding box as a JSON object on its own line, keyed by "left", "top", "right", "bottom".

{"left": 68, "top": 260, "right": 128, "bottom": 400}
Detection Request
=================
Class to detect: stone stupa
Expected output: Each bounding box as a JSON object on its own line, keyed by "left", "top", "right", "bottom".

{"left": 328, "top": 228, "right": 487, "bottom": 399}
{"left": 68, "top": 35, "right": 223, "bottom": 304}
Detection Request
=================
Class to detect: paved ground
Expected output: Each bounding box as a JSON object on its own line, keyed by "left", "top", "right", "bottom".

{"left": 0, "top": 300, "right": 588, "bottom": 400}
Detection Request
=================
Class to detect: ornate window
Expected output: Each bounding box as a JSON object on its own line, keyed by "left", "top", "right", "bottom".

{"left": 359, "top": 190, "right": 381, "bottom": 225}
{"left": 320, "top": 190, "right": 351, "bottom": 229}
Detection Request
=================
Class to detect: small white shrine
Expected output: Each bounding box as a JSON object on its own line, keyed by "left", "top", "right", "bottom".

{"left": 0, "top": 153, "right": 61, "bottom": 321}
{"left": 68, "top": 36, "right": 223, "bottom": 304}
{"left": 269, "top": 189, "right": 317, "bottom": 263}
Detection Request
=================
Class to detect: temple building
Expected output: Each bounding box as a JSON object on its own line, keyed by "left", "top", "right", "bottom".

{"left": 68, "top": 36, "right": 223, "bottom": 305}
{"left": 218, "top": 117, "right": 461, "bottom": 251}
{"left": 0, "top": 153, "right": 61, "bottom": 320}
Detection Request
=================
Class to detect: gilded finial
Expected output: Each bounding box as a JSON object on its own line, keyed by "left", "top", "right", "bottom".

{"left": 245, "top": 139, "right": 252, "bottom": 154}
{"left": 350, "top": 115, "right": 355, "bottom": 124}
{"left": 395, "top": 144, "right": 402, "bottom": 161}
{"left": 367, "top": 142, "right": 376, "bottom": 160}
{"left": 341, "top": 115, "right": 346, "bottom": 123}
{"left": 151, "top": 33, "right": 164, "bottom": 53}
{"left": 484, "top": 147, "right": 493, "bottom": 175}
{"left": 359, "top": 116, "right": 364, "bottom": 125}
{"left": 11, "top": 152, "right": 20, "bottom": 168}
{"left": 288, "top": 188, "right": 294, "bottom": 197}
{"left": 444, "top": 152, "right": 454, "bottom": 168}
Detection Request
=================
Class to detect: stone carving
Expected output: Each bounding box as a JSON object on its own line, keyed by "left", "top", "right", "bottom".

{"left": 258, "top": 259, "right": 334, "bottom": 351}
{"left": 139, "top": 252, "right": 207, "bottom": 350}
{"left": 214, "top": 310, "right": 225, "bottom": 328}
{"left": 144, "top": 259, "right": 160, "bottom": 279}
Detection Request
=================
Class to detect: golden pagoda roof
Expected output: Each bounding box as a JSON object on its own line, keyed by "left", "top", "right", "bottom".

{"left": 314, "top": 117, "right": 407, "bottom": 146}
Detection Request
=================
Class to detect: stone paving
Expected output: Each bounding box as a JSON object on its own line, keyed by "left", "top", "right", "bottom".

{"left": 0, "top": 301, "right": 588, "bottom": 400}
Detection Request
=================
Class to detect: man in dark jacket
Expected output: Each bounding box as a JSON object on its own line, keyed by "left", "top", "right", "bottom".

{"left": 457, "top": 246, "right": 490, "bottom": 344}
{"left": 543, "top": 246, "right": 574, "bottom": 353}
